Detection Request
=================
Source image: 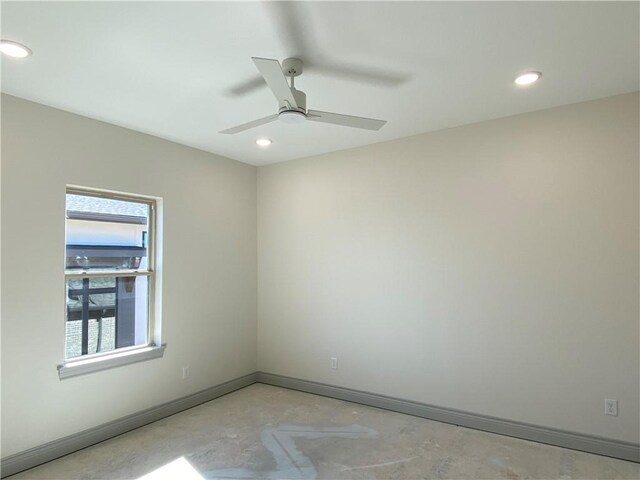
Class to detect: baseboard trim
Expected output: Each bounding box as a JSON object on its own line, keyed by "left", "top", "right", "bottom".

{"left": 256, "top": 372, "right": 640, "bottom": 463}
{"left": 0, "top": 372, "right": 258, "bottom": 478}
{"left": 3, "top": 371, "right": 637, "bottom": 477}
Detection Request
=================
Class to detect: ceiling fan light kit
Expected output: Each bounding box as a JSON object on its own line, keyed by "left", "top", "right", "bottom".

{"left": 221, "top": 57, "right": 387, "bottom": 135}
{"left": 279, "top": 110, "right": 306, "bottom": 124}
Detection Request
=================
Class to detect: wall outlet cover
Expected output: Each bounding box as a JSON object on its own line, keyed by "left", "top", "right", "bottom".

{"left": 604, "top": 398, "right": 618, "bottom": 416}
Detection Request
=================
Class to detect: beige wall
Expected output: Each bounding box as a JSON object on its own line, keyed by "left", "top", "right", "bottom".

{"left": 257, "top": 93, "right": 640, "bottom": 443}
{"left": 2, "top": 92, "right": 638, "bottom": 457}
{"left": 1, "top": 94, "right": 257, "bottom": 455}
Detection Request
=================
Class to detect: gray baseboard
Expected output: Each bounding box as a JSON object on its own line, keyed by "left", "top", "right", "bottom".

{"left": 256, "top": 372, "right": 640, "bottom": 463}
{"left": 3, "top": 371, "right": 637, "bottom": 478}
{"left": 0, "top": 372, "right": 258, "bottom": 478}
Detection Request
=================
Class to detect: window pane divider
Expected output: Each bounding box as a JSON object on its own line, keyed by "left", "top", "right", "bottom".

{"left": 65, "top": 270, "right": 153, "bottom": 278}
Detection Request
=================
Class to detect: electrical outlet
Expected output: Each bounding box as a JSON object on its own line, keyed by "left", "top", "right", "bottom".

{"left": 182, "top": 366, "right": 190, "bottom": 380}
{"left": 330, "top": 357, "right": 338, "bottom": 370}
{"left": 604, "top": 398, "right": 617, "bottom": 416}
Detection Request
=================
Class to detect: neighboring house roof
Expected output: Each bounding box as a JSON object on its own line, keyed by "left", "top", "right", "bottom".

{"left": 66, "top": 194, "right": 148, "bottom": 224}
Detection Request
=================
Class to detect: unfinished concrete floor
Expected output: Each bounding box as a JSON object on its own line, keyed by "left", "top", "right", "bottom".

{"left": 8, "top": 384, "right": 640, "bottom": 479}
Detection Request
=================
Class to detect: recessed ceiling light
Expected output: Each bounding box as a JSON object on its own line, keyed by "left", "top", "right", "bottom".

{"left": 256, "top": 138, "right": 272, "bottom": 147}
{"left": 0, "top": 40, "right": 32, "bottom": 58}
{"left": 515, "top": 71, "right": 542, "bottom": 86}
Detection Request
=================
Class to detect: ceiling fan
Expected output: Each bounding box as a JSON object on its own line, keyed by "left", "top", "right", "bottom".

{"left": 220, "top": 57, "right": 387, "bottom": 134}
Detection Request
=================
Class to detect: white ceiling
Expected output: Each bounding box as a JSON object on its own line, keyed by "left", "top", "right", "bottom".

{"left": 1, "top": 1, "right": 638, "bottom": 166}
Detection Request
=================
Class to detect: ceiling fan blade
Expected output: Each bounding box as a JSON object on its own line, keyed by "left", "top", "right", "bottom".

{"left": 252, "top": 57, "right": 298, "bottom": 109}
{"left": 225, "top": 76, "right": 267, "bottom": 97}
{"left": 219, "top": 114, "right": 279, "bottom": 135}
{"left": 306, "top": 110, "right": 387, "bottom": 131}
{"left": 260, "top": 1, "right": 407, "bottom": 88}
{"left": 262, "top": 1, "right": 315, "bottom": 59}
{"left": 312, "top": 60, "right": 409, "bottom": 87}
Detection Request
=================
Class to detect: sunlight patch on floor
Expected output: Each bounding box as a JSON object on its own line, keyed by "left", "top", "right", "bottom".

{"left": 137, "top": 457, "right": 204, "bottom": 480}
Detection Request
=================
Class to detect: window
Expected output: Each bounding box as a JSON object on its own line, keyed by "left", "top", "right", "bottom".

{"left": 58, "top": 188, "right": 163, "bottom": 378}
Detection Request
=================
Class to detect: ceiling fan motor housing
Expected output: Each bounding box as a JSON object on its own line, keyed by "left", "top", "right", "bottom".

{"left": 279, "top": 109, "right": 306, "bottom": 124}
{"left": 279, "top": 88, "right": 307, "bottom": 121}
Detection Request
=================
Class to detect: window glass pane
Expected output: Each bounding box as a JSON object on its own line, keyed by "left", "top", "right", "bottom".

{"left": 65, "top": 193, "right": 149, "bottom": 271}
{"left": 65, "top": 276, "right": 149, "bottom": 360}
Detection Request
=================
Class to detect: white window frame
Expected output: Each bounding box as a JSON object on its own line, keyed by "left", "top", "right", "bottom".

{"left": 58, "top": 186, "right": 164, "bottom": 379}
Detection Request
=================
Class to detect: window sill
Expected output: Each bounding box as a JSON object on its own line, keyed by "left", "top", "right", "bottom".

{"left": 58, "top": 344, "right": 166, "bottom": 379}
